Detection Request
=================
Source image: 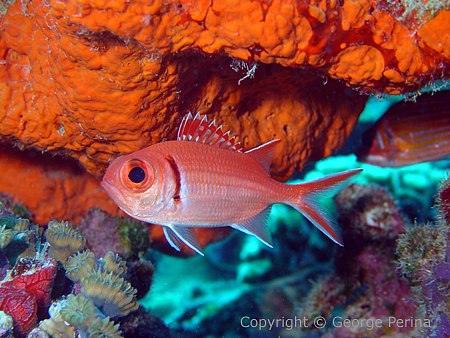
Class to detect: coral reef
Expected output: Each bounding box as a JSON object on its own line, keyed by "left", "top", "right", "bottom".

{"left": 396, "top": 176, "right": 450, "bottom": 337}
{"left": 291, "top": 184, "right": 416, "bottom": 337}
{"left": 0, "top": 201, "right": 166, "bottom": 337}
{"left": 0, "top": 0, "right": 448, "bottom": 255}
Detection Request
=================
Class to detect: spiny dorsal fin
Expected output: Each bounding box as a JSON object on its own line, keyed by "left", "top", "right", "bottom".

{"left": 177, "top": 112, "right": 243, "bottom": 152}
{"left": 244, "top": 139, "right": 281, "bottom": 173}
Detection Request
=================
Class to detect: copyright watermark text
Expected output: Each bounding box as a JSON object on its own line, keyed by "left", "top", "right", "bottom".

{"left": 240, "top": 316, "right": 430, "bottom": 331}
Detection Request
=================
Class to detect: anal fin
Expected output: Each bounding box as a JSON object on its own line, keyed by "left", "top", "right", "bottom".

{"left": 163, "top": 225, "right": 204, "bottom": 256}
{"left": 232, "top": 207, "right": 273, "bottom": 248}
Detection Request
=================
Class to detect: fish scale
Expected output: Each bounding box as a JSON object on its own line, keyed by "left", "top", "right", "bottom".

{"left": 153, "top": 141, "right": 283, "bottom": 225}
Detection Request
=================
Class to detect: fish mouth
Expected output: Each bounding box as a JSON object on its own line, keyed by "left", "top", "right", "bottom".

{"left": 101, "top": 180, "right": 125, "bottom": 204}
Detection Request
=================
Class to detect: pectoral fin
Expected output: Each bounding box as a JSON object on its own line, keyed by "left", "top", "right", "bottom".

{"left": 232, "top": 207, "right": 273, "bottom": 247}
{"left": 163, "top": 225, "right": 204, "bottom": 256}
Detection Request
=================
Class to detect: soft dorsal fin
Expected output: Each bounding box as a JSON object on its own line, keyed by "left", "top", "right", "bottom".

{"left": 244, "top": 139, "right": 280, "bottom": 173}
{"left": 177, "top": 112, "right": 243, "bottom": 152}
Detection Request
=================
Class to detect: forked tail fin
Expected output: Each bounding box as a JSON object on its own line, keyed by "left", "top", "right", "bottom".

{"left": 288, "top": 168, "right": 363, "bottom": 246}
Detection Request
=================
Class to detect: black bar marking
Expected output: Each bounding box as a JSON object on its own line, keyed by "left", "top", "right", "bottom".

{"left": 166, "top": 155, "right": 181, "bottom": 202}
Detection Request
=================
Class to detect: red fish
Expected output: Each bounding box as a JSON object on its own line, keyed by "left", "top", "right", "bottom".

{"left": 101, "top": 113, "right": 362, "bottom": 255}
{"left": 357, "top": 91, "right": 450, "bottom": 167}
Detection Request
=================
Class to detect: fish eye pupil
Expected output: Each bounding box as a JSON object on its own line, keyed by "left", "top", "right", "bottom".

{"left": 128, "top": 166, "right": 146, "bottom": 184}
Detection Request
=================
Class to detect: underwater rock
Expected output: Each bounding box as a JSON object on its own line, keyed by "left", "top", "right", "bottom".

{"left": 126, "top": 258, "right": 154, "bottom": 300}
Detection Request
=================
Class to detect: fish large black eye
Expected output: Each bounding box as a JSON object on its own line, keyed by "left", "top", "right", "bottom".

{"left": 128, "top": 166, "right": 146, "bottom": 183}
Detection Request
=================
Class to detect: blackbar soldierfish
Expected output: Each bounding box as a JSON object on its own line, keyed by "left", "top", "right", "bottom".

{"left": 101, "top": 113, "right": 362, "bottom": 255}
{"left": 357, "top": 91, "right": 450, "bottom": 167}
